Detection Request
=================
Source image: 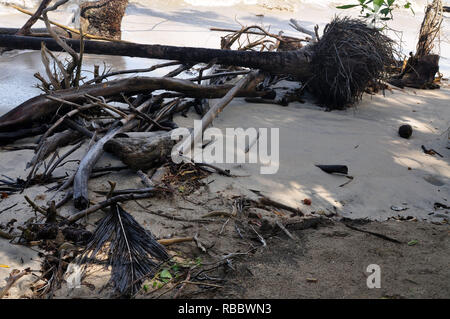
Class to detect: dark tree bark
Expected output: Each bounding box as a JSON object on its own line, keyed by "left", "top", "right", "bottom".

{"left": 390, "top": 0, "right": 443, "bottom": 88}
{"left": 0, "top": 34, "right": 313, "bottom": 81}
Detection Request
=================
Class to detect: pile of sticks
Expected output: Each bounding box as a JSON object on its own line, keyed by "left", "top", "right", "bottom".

{"left": 0, "top": 0, "right": 323, "bottom": 217}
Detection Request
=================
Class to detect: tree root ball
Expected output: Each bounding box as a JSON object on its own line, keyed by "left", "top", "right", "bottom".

{"left": 308, "top": 17, "right": 395, "bottom": 109}
{"left": 399, "top": 124, "right": 413, "bottom": 139}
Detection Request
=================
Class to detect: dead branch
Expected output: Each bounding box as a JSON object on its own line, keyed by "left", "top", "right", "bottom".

{"left": 16, "top": 0, "right": 52, "bottom": 36}
{"left": 0, "top": 76, "right": 263, "bottom": 133}
{"left": 0, "top": 268, "right": 31, "bottom": 299}
{"left": 67, "top": 190, "right": 165, "bottom": 223}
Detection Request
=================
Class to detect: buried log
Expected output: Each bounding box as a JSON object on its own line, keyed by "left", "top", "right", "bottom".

{"left": 0, "top": 17, "right": 395, "bottom": 109}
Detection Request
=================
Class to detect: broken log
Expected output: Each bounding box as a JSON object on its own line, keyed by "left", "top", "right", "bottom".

{"left": 390, "top": 0, "right": 443, "bottom": 89}
{"left": 104, "top": 131, "right": 175, "bottom": 171}
{"left": 392, "top": 54, "right": 440, "bottom": 89}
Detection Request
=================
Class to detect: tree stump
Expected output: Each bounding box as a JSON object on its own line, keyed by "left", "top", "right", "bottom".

{"left": 80, "top": 0, "right": 128, "bottom": 40}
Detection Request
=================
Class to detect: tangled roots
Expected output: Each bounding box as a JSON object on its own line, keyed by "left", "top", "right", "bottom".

{"left": 309, "top": 17, "right": 395, "bottom": 109}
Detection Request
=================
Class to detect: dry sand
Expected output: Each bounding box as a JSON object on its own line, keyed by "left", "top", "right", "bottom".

{"left": 0, "top": 1, "right": 449, "bottom": 298}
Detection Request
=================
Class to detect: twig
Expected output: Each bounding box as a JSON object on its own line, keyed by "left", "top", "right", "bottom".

{"left": 84, "top": 61, "right": 181, "bottom": 85}
{"left": 275, "top": 220, "right": 297, "bottom": 240}
{"left": 0, "top": 268, "right": 31, "bottom": 299}
{"left": 0, "top": 203, "right": 18, "bottom": 215}
{"left": 250, "top": 225, "right": 267, "bottom": 247}
{"left": 68, "top": 191, "right": 164, "bottom": 223}
{"left": 158, "top": 237, "right": 194, "bottom": 246}
{"left": 24, "top": 195, "right": 47, "bottom": 216}
{"left": 176, "top": 71, "right": 258, "bottom": 157}
{"left": 344, "top": 223, "right": 402, "bottom": 244}
{"left": 136, "top": 170, "right": 155, "bottom": 188}
{"left": 259, "top": 196, "right": 303, "bottom": 216}
{"left": 289, "top": 19, "right": 317, "bottom": 41}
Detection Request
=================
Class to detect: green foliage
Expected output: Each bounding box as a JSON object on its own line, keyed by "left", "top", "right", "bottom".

{"left": 337, "top": 0, "right": 414, "bottom": 27}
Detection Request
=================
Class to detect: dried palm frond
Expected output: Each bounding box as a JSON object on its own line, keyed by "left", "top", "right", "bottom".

{"left": 78, "top": 204, "right": 169, "bottom": 296}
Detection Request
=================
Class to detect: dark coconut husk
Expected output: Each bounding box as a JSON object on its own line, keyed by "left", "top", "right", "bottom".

{"left": 308, "top": 17, "right": 395, "bottom": 109}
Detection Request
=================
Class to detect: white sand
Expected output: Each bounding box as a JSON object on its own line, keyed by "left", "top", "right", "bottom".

{"left": 0, "top": 0, "right": 449, "bottom": 298}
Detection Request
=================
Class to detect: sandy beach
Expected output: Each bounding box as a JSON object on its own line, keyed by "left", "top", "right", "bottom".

{"left": 0, "top": 0, "right": 449, "bottom": 299}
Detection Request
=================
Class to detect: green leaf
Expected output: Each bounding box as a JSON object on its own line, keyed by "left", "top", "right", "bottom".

{"left": 408, "top": 240, "right": 418, "bottom": 246}
{"left": 171, "top": 264, "right": 180, "bottom": 272}
{"left": 160, "top": 269, "right": 172, "bottom": 283}
{"left": 143, "top": 284, "right": 149, "bottom": 292}
{"left": 337, "top": 4, "right": 359, "bottom": 9}
{"left": 380, "top": 8, "right": 391, "bottom": 16}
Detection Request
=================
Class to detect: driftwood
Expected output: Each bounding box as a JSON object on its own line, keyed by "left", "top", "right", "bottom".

{"left": 73, "top": 126, "right": 121, "bottom": 210}
{"left": 73, "top": 97, "right": 157, "bottom": 209}
{"left": 0, "top": 125, "right": 48, "bottom": 145}
{"left": 27, "top": 129, "right": 81, "bottom": 169}
{"left": 0, "top": 76, "right": 262, "bottom": 133}
{"left": 177, "top": 71, "right": 258, "bottom": 158}
{"left": 0, "top": 268, "right": 31, "bottom": 299}
{"left": 16, "top": 0, "right": 52, "bottom": 36}
{"left": 104, "top": 132, "right": 175, "bottom": 171}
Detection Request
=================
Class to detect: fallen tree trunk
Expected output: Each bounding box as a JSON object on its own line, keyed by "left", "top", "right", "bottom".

{"left": 0, "top": 27, "right": 80, "bottom": 38}
{"left": 0, "top": 17, "right": 395, "bottom": 112}
{"left": 0, "top": 76, "right": 263, "bottom": 133}
{"left": 0, "top": 34, "right": 312, "bottom": 78}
